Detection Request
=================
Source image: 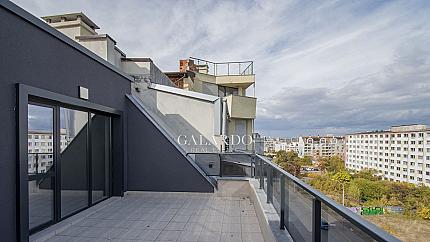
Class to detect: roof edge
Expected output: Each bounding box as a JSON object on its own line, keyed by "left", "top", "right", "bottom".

{"left": 1, "top": 1, "right": 133, "bottom": 82}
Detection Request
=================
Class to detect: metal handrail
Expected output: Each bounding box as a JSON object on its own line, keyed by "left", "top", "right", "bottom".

{"left": 255, "top": 154, "right": 400, "bottom": 242}
{"left": 185, "top": 152, "right": 398, "bottom": 241}
{"left": 189, "top": 57, "right": 254, "bottom": 76}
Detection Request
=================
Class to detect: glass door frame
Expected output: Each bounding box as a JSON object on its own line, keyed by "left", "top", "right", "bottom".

{"left": 17, "top": 84, "right": 123, "bottom": 241}
{"left": 27, "top": 102, "right": 57, "bottom": 233}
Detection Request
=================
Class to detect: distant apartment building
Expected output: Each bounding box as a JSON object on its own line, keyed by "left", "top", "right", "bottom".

{"left": 346, "top": 124, "right": 430, "bottom": 186}
{"left": 298, "top": 136, "right": 345, "bottom": 158}
{"left": 263, "top": 137, "right": 300, "bottom": 155}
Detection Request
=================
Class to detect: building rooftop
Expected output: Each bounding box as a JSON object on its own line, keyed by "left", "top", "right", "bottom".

{"left": 347, "top": 124, "right": 430, "bottom": 135}
{"left": 42, "top": 12, "right": 100, "bottom": 30}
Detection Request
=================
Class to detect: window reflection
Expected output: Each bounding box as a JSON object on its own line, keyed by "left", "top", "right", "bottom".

{"left": 91, "top": 114, "right": 111, "bottom": 203}
{"left": 28, "top": 104, "right": 54, "bottom": 229}
{"left": 60, "top": 108, "right": 89, "bottom": 217}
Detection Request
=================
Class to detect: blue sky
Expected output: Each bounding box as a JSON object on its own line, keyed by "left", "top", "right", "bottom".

{"left": 13, "top": 0, "right": 430, "bottom": 137}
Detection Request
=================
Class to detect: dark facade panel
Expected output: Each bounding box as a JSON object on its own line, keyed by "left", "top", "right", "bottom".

{"left": 0, "top": 5, "right": 130, "bottom": 241}
{"left": 126, "top": 102, "right": 214, "bottom": 193}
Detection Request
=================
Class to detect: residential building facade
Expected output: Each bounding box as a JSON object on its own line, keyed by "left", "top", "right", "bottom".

{"left": 346, "top": 124, "right": 430, "bottom": 186}
{"left": 263, "top": 137, "right": 300, "bottom": 155}
{"left": 298, "top": 136, "right": 345, "bottom": 159}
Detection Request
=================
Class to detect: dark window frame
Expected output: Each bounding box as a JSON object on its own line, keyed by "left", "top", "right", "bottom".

{"left": 17, "top": 83, "right": 123, "bottom": 241}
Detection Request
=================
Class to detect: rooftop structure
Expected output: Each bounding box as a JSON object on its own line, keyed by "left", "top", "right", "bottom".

{"left": 166, "top": 57, "right": 257, "bottom": 152}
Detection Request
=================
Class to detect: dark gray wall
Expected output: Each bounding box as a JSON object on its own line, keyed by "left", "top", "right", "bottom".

{"left": 127, "top": 102, "right": 214, "bottom": 192}
{"left": 0, "top": 4, "right": 130, "bottom": 241}
{"left": 1, "top": 2, "right": 215, "bottom": 241}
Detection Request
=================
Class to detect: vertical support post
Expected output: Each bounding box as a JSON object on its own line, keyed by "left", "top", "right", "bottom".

{"left": 280, "top": 174, "right": 285, "bottom": 230}
{"left": 87, "top": 112, "right": 92, "bottom": 206}
{"left": 312, "top": 199, "right": 322, "bottom": 242}
{"left": 54, "top": 105, "right": 61, "bottom": 222}
{"left": 251, "top": 155, "right": 255, "bottom": 178}
{"left": 35, "top": 153, "right": 39, "bottom": 174}
{"left": 267, "top": 165, "right": 272, "bottom": 204}
{"left": 219, "top": 153, "right": 223, "bottom": 177}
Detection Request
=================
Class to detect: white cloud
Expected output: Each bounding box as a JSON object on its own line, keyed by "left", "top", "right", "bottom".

{"left": 12, "top": 0, "right": 430, "bottom": 136}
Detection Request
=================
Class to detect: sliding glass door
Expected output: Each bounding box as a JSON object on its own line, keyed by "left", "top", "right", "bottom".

{"left": 90, "top": 114, "right": 111, "bottom": 203}
{"left": 28, "top": 104, "right": 55, "bottom": 230}
{"left": 60, "top": 108, "right": 89, "bottom": 218}
{"left": 28, "top": 103, "right": 112, "bottom": 233}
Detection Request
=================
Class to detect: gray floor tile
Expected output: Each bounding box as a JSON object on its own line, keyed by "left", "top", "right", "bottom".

{"left": 221, "top": 223, "right": 241, "bottom": 233}
{"left": 156, "top": 230, "right": 181, "bottom": 241}
{"left": 242, "top": 232, "right": 264, "bottom": 242}
{"left": 137, "top": 229, "right": 162, "bottom": 241}
{"left": 221, "top": 232, "right": 242, "bottom": 242}
{"left": 178, "top": 230, "right": 200, "bottom": 241}
{"left": 164, "top": 222, "right": 186, "bottom": 231}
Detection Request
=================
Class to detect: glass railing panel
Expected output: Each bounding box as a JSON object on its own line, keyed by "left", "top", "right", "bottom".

{"left": 321, "top": 204, "right": 376, "bottom": 242}
{"left": 287, "top": 179, "right": 313, "bottom": 242}
{"left": 220, "top": 153, "right": 253, "bottom": 176}
{"left": 272, "top": 169, "right": 282, "bottom": 214}
{"left": 263, "top": 163, "right": 268, "bottom": 194}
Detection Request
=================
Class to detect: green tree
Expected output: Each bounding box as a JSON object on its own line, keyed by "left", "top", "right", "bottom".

{"left": 300, "top": 156, "right": 312, "bottom": 166}
{"left": 318, "top": 155, "right": 345, "bottom": 173}
{"left": 353, "top": 169, "right": 380, "bottom": 181}
{"left": 351, "top": 178, "right": 387, "bottom": 203}
{"left": 333, "top": 170, "right": 352, "bottom": 206}
{"left": 273, "top": 150, "right": 302, "bottom": 177}
{"left": 417, "top": 207, "right": 430, "bottom": 220}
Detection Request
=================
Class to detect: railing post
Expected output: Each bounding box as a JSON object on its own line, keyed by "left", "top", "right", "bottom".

{"left": 219, "top": 154, "right": 223, "bottom": 177}
{"left": 267, "top": 165, "right": 272, "bottom": 204}
{"left": 35, "top": 153, "right": 39, "bottom": 174}
{"left": 280, "top": 174, "right": 285, "bottom": 230}
{"left": 312, "top": 199, "right": 322, "bottom": 242}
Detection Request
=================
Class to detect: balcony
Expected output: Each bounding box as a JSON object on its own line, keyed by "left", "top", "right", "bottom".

{"left": 189, "top": 57, "right": 255, "bottom": 89}
{"left": 226, "top": 95, "right": 257, "bottom": 119}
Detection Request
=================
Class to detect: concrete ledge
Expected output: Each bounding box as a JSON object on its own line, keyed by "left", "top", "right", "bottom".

{"left": 249, "top": 179, "right": 294, "bottom": 242}
{"left": 216, "top": 178, "right": 294, "bottom": 242}
{"left": 30, "top": 197, "right": 120, "bottom": 242}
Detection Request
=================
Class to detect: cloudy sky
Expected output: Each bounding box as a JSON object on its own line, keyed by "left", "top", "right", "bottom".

{"left": 13, "top": 0, "right": 430, "bottom": 137}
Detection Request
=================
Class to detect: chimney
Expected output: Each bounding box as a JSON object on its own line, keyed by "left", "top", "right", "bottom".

{"left": 179, "top": 59, "right": 197, "bottom": 72}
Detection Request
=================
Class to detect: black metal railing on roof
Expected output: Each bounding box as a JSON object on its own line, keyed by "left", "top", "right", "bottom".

{"left": 188, "top": 151, "right": 400, "bottom": 242}
{"left": 189, "top": 57, "right": 253, "bottom": 76}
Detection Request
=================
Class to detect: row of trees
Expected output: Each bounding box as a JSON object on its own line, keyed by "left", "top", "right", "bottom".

{"left": 271, "top": 150, "right": 430, "bottom": 220}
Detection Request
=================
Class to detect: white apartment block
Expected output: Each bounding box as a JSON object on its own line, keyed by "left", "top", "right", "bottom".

{"left": 346, "top": 124, "right": 430, "bottom": 186}
{"left": 263, "top": 137, "right": 300, "bottom": 155}
{"left": 298, "top": 136, "right": 345, "bottom": 158}
{"left": 28, "top": 130, "right": 67, "bottom": 174}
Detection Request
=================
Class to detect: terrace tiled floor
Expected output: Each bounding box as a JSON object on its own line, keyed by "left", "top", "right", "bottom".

{"left": 40, "top": 192, "right": 264, "bottom": 242}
